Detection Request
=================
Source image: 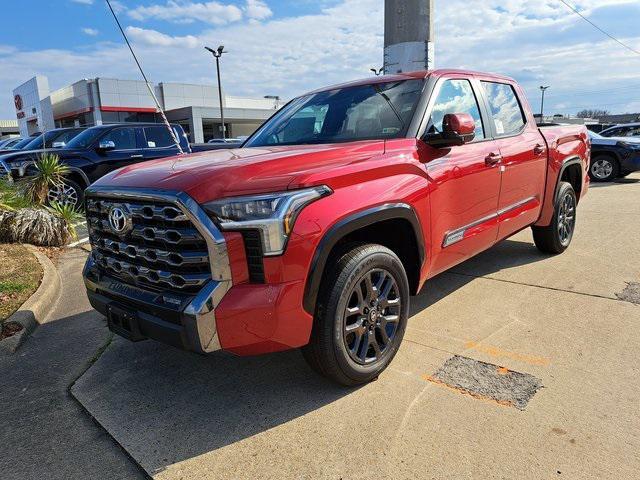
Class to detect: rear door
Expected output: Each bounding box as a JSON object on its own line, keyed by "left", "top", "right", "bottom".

{"left": 479, "top": 80, "right": 546, "bottom": 239}
{"left": 419, "top": 76, "right": 503, "bottom": 277}
{"left": 142, "top": 125, "right": 183, "bottom": 161}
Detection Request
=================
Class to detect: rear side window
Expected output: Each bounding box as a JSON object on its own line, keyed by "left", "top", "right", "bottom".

{"left": 144, "top": 126, "right": 177, "bottom": 148}
{"left": 101, "top": 127, "right": 137, "bottom": 150}
{"left": 427, "top": 79, "right": 485, "bottom": 140}
{"left": 481, "top": 82, "right": 526, "bottom": 137}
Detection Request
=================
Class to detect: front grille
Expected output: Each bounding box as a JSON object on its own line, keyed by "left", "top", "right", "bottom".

{"left": 86, "top": 197, "right": 211, "bottom": 294}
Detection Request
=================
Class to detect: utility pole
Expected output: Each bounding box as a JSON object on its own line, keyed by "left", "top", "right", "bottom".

{"left": 384, "top": 0, "right": 434, "bottom": 74}
{"left": 205, "top": 46, "right": 227, "bottom": 139}
{"left": 539, "top": 85, "right": 550, "bottom": 119}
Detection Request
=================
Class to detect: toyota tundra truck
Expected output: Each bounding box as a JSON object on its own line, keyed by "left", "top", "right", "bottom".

{"left": 82, "top": 70, "right": 590, "bottom": 385}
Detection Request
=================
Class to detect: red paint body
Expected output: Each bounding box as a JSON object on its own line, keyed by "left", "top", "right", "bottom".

{"left": 94, "top": 70, "right": 590, "bottom": 355}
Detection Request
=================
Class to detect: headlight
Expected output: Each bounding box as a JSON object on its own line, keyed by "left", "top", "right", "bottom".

{"left": 204, "top": 186, "right": 332, "bottom": 256}
{"left": 619, "top": 141, "right": 640, "bottom": 151}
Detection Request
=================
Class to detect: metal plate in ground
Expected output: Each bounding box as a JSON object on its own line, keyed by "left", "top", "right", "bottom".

{"left": 426, "top": 355, "right": 543, "bottom": 410}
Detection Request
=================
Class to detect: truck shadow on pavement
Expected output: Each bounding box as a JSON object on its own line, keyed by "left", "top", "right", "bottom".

{"left": 70, "top": 238, "right": 549, "bottom": 475}
{"left": 411, "top": 238, "right": 550, "bottom": 313}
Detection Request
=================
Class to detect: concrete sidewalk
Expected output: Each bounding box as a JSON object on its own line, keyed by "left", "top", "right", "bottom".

{"left": 70, "top": 175, "right": 640, "bottom": 479}
{"left": 0, "top": 249, "right": 144, "bottom": 480}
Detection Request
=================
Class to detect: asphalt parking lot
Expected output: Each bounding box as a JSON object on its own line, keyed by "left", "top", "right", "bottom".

{"left": 3, "top": 174, "right": 640, "bottom": 479}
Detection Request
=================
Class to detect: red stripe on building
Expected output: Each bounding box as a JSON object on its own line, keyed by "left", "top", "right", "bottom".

{"left": 54, "top": 107, "right": 93, "bottom": 120}
{"left": 100, "top": 106, "right": 157, "bottom": 113}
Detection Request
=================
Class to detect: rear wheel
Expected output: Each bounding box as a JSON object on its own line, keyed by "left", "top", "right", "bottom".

{"left": 302, "top": 244, "right": 409, "bottom": 386}
{"left": 532, "top": 181, "right": 577, "bottom": 254}
{"left": 589, "top": 155, "right": 619, "bottom": 182}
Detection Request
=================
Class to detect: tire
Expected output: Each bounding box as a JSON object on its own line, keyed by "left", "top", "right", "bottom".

{"left": 532, "top": 181, "right": 577, "bottom": 254}
{"left": 47, "top": 178, "right": 84, "bottom": 209}
{"left": 589, "top": 155, "right": 619, "bottom": 182}
{"left": 302, "top": 243, "right": 410, "bottom": 386}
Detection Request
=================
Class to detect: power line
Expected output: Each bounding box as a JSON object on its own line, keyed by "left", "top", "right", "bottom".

{"left": 557, "top": 0, "right": 640, "bottom": 57}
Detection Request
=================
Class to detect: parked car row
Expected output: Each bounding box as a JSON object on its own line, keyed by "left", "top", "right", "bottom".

{"left": 588, "top": 130, "right": 640, "bottom": 182}
{"left": 0, "top": 123, "right": 190, "bottom": 208}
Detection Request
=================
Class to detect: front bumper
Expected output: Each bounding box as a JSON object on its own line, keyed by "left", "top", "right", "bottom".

{"left": 84, "top": 257, "right": 226, "bottom": 353}
{"left": 82, "top": 186, "right": 232, "bottom": 354}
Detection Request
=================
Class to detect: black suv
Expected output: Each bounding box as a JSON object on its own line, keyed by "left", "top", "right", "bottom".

{"left": 0, "top": 123, "right": 190, "bottom": 208}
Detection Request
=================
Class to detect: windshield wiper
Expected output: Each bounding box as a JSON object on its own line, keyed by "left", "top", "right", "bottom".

{"left": 373, "top": 84, "right": 405, "bottom": 131}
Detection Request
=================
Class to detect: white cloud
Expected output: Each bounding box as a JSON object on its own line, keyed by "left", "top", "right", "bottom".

{"left": 71, "top": 0, "right": 94, "bottom": 4}
{"left": 125, "top": 26, "right": 200, "bottom": 48}
{"left": 128, "top": 1, "right": 243, "bottom": 26}
{"left": 1, "top": 0, "right": 640, "bottom": 118}
{"left": 81, "top": 27, "right": 99, "bottom": 36}
{"left": 244, "top": 0, "right": 272, "bottom": 20}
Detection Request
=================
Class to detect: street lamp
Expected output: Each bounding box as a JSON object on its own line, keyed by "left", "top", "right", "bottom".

{"left": 370, "top": 67, "right": 384, "bottom": 76}
{"left": 539, "top": 85, "right": 550, "bottom": 119}
{"left": 205, "top": 45, "right": 228, "bottom": 139}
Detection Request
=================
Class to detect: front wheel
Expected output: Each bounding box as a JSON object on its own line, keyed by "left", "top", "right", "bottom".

{"left": 302, "top": 244, "right": 410, "bottom": 386}
{"left": 532, "top": 181, "right": 577, "bottom": 254}
{"left": 47, "top": 178, "right": 84, "bottom": 209}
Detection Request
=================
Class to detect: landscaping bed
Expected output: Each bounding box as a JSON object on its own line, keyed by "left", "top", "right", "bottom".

{"left": 0, "top": 244, "right": 43, "bottom": 329}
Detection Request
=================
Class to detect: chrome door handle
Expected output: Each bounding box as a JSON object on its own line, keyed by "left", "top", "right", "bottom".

{"left": 533, "top": 144, "right": 545, "bottom": 156}
{"left": 130, "top": 154, "right": 143, "bottom": 159}
{"left": 485, "top": 153, "right": 503, "bottom": 166}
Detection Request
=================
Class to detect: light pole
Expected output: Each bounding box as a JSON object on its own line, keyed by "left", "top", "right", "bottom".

{"left": 370, "top": 67, "right": 384, "bottom": 76}
{"left": 205, "top": 45, "right": 227, "bottom": 139}
{"left": 539, "top": 85, "right": 550, "bottom": 119}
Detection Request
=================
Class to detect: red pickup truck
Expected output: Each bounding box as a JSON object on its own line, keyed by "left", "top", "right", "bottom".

{"left": 83, "top": 70, "right": 589, "bottom": 385}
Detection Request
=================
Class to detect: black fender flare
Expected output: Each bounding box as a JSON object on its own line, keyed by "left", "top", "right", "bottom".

{"left": 555, "top": 156, "right": 583, "bottom": 202}
{"left": 66, "top": 166, "right": 91, "bottom": 187}
{"left": 302, "top": 203, "right": 425, "bottom": 315}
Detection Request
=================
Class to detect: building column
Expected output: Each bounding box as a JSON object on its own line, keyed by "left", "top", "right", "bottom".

{"left": 190, "top": 108, "right": 204, "bottom": 143}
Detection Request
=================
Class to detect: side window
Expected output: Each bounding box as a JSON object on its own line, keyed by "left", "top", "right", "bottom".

{"left": 144, "top": 126, "right": 178, "bottom": 148}
{"left": 481, "top": 82, "right": 526, "bottom": 137}
{"left": 101, "top": 128, "right": 137, "bottom": 150}
{"left": 622, "top": 126, "right": 640, "bottom": 137}
{"left": 428, "top": 79, "right": 485, "bottom": 140}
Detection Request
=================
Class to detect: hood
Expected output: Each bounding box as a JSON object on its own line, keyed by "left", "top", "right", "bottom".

{"left": 93, "top": 141, "right": 385, "bottom": 203}
{"left": 592, "top": 136, "right": 640, "bottom": 146}
{"left": 0, "top": 148, "right": 75, "bottom": 163}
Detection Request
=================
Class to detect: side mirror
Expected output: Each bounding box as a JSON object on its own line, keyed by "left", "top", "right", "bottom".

{"left": 98, "top": 140, "right": 116, "bottom": 151}
{"left": 426, "top": 113, "right": 476, "bottom": 147}
{"left": 52, "top": 141, "right": 65, "bottom": 148}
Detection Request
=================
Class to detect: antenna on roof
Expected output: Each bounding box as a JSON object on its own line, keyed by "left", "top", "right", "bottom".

{"left": 104, "top": 0, "right": 185, "bottom": 155}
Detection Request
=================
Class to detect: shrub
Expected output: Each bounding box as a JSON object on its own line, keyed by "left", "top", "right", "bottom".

{"left": 22, "top": 153, "right": 69, "bottom": 205}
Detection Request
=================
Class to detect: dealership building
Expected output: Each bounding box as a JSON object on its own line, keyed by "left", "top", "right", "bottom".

{"left": 12, "top": 75, "right": 281, "bottom": 143}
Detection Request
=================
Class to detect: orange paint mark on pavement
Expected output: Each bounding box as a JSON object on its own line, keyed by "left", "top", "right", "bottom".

{"left": 464, "top": 340, "right": 550, "bottom": 367}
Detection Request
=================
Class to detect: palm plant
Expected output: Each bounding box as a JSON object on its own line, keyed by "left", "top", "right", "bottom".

{"left": 23, "top": 153, "right": 69, "bottom": 205}
{"left": 46, "top": 202, "right": 82, "bottom": 241}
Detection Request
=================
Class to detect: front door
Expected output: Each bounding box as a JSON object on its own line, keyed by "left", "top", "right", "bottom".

{"left": 94, "top": 126, "right": 144, "bottom": 179}
{"left": 419, "top": 78, "right": 503, "bottom": 277}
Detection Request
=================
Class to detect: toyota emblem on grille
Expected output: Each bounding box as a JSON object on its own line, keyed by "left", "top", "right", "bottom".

{"left": 108, "top": 206, "right": 131, "bottom": 235}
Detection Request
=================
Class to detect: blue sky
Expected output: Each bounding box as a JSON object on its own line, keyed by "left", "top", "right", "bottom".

{"left": 1, "top": 0, "right": 639, "bottom": 119}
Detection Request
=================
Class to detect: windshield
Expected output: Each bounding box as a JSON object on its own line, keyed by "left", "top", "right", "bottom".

{"left": 65, "top": 127, "right": 104, "bottom": 149}
{"left": 245, "top": 79, "right": 425, "bottom": 147}
{"left": 10, "top": 137, "right": 35, "bottom": 150}
{"left": 22, "top": 130, "right": 63, "bottom": 150}
{"left": 588, "top": 131, "right": 604, "bottom": 139}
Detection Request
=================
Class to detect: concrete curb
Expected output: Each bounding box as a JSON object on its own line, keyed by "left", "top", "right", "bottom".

{"left": 0, "top": 245, "right": 62, "bottom": 354}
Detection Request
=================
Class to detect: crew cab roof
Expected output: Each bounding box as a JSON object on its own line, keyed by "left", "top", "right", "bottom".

{"left": 305, "top": 69, "right": 516, "bottom": 95}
